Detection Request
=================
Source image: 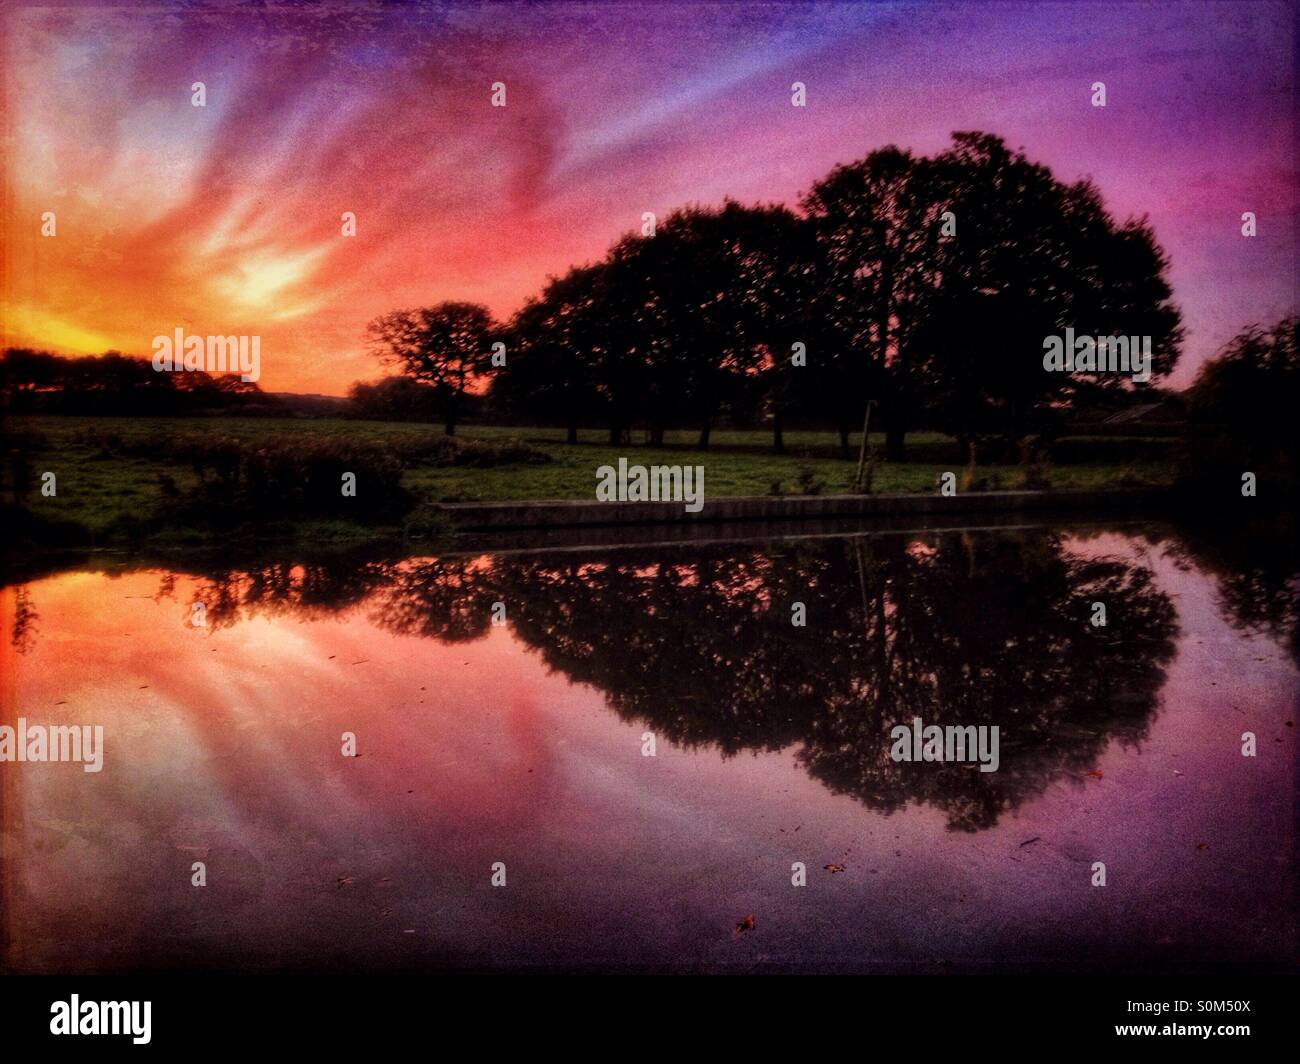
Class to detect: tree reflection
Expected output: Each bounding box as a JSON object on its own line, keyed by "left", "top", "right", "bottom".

{"left": 475, "top": 532, "right": 1179, "bottom": 830}
{"left": 1152, "top": 517, "right": 1299, "bottom": 665}
{"left": 187, "top": 559, "right": 393, "bottom": 631}
{"left": 7, "top": 529, "right": 1208, "bottom": 830}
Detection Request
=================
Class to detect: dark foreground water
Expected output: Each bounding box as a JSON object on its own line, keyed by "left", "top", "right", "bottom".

{"left": 1, "top": 520, "right": 1295, "bottom": 973}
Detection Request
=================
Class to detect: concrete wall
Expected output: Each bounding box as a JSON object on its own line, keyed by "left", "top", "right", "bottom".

{"left": 439, "top": 489, "right": 1169, "bottom": 531}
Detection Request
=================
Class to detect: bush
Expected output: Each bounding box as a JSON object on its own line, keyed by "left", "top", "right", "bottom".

{"left": 795, "top": 464, "right": 825, "bottom": 495}
{"left": 166, "top": 436, "right": 410, "bottom": 523}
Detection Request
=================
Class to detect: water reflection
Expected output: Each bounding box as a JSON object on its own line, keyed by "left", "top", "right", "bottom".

{"left": 1154, "top": 515, "right": 1300, "bottom": 664}
{"left": 13, "top": 529, "right": 1192, "bottom": 830}
{"left": 2, "top": 520, "right": 1295, "bottom": 973}
{"left": 387, "top": 534, "right": 1181, "bottom": 831}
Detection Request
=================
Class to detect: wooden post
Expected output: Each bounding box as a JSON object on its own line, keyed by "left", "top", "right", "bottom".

{"left": 854, "top": 400, "right": 875, "bottom": 492}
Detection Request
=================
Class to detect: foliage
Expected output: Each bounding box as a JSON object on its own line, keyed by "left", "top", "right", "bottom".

{"left": 1183, "top": 315, "right": 1298, "bottom": 496}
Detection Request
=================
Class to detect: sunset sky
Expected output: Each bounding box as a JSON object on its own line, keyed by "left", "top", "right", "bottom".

{"left": 5, "top": 0, "right": 1296, "bottom": 395}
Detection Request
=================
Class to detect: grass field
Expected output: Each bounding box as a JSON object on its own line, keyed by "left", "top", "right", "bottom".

{"left": 4, "top": 415, "right": 1178, "bottom": 547}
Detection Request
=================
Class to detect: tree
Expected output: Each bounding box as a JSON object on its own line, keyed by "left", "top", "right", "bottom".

{"left": 1185, "top": 315, "right": 1298, "bottom": 494}
{"left": 495, "top": 264, "right": 609, "bottom": 443}
{"left": 605, "top": 201, "right": 812, "bottom": 449}
{"left": 348, "top": 376, "right": 444, "bottom": 422}
{"left": 916, "top": 135, "right": 1182, "bottom": 458}
{"left": 804, "top": 134, "right": 1183, "bottom": 460}
{"left": 0, "top": 347, "right": 266, "bottom": 416}
{"left": 365, "top": 302, "right": 497, "bottom": 435}
{"left": 802, "top": 147, "right": 941, "bottom": 460}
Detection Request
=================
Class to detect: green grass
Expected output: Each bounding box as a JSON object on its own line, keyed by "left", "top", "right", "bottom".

{"left": 4, "top": 415, "right": 1177, "bottom": 546}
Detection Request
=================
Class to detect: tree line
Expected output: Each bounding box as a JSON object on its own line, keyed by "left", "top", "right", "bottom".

{"left": 365, "top": 131, "right": 1185, "bottom": 459}
{"left": 0, "top": 348, "right": 270, "bottom": 416}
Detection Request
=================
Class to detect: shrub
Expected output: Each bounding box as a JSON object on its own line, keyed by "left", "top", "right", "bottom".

{"left": 795, "top": 464, "right": 825, "bottom": 496}
{"left": 165, "top": 436, "right": 410, "bottom": 523}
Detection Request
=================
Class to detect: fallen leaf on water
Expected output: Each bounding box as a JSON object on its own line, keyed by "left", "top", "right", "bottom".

{"left": 1196, "top": 842, "right": 1210, "bottom": 851}
{"left": 824, "top": 863, "right": 846, "bottom": 874}
{"left": 1019, "top": 837, "right": 1041, "bottom": 848}
{"left": 1085, "top": 770, "right": 1103, "bottom": 779}
{"left": 734, "top": 915, "right": 755, "bottom": 935}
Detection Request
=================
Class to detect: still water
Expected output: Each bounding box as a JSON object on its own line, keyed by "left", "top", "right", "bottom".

{"left": 1, "top": 521, "right": 1295, "bottom": 972}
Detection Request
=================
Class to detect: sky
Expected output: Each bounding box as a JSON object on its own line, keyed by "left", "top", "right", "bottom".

{"left": 4, "top": 0, "right": 1297, "bottom": 395}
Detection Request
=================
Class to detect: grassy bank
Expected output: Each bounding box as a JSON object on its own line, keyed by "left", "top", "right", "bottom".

{"left": 3, "top": 415, "right": 1178, "bottom": 548}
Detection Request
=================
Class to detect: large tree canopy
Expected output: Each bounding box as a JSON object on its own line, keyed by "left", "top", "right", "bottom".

{"left": 389, "top": 133, "right": 1185, "bottom": 458}
{"left": 805, "top": 133, "right": 1183, "bottom": 459}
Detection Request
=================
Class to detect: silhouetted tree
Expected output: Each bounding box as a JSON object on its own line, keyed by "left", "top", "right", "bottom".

{"left": 348, "top": 376, "right": 444, "bottom": 422}
{"left": 917, "top": 135, "right": 1182, "bottom": 458}
{"left": 0, "top": 347, "right": 269, "bottom": 416}
{"left": 1184, "top": 315, "right": 1298, "bottom": 496}
{"left": 494, "top": 264, "right": 609, "bottom": 442}
{"left": 607, "top": 201, "right": 812, "bottom": 449}
{"left": 803, "top": 147, "right": 941, "bottom": 460}
{"left": 366, "top": 302, "right": 498, "bottom": 435}
{"left": 804, "top": 134, "right": 1182, "bottom": 461}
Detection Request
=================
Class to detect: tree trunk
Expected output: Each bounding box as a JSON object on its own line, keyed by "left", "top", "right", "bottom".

{"left": 608, "top": 421, "right": 622, "bottom": 446}
{"left": 885, "top": 424, "right": 905, "bottom": 461}
{"left": 566, "top": 424, "right": 578, "bottom": 444}
{"left": 698, "top": 422, "right": 711, "bottom": 449}
{"left": 772, "top": 409, "right": 785, "bottom": 454}
{"left": 838, "top": 424, "right": 850, "bottom": 459}
{"left": 877, "top": 247, "right": 906, "bottom": 462}
{"left": 444, "top": 417, "right": 456, "bottom": 437}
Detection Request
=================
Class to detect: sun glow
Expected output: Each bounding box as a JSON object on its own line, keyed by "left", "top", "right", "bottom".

{"left": 212, "top": 247, "right": 330, "bottom": 315}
